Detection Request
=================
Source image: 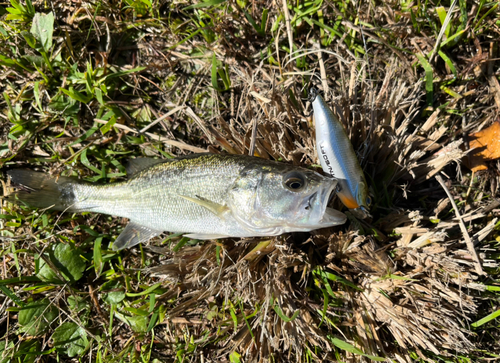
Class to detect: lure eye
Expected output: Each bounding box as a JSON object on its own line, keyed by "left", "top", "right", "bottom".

{"left": 284, "top": 172, "right": 306, "bottom": 191}
{"left": 308, "top": 87, "right": 319, "bottom": 103}
{"left": 365, "top": 196, "right": 372, "bottom": 206}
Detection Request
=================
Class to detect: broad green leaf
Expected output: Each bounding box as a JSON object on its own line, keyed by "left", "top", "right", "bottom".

{"left": 36, "top": 258, "right": 59, "bottom": 282}
{"left": 51, "top": 243, "right": 85, "bottom": 282}
{"left": 30, "top": 12, "right": 54, "bottom": 52}
{"left": 37, "top": 244, "right": 86, "bottom": 283}
{"left": 18, "top": 298, "right": 58, "bottom": 336}
{"left": 30, "top": 57, "right": 50, "bottom": 78}
{"left": 132, "top": 105, "right": 152, "bottom": 123}
{"left": 49, "top": 94, "right": 79, "bottom": 114}
{"left": 67, "top": 296, "right": 90, "bottom": 325}
{"left": 21, "top": 30, "right": 37, "bottom": 49}
{"left": 101, "top": 280, "right": 126, "bottom": 304}
{"left": 115, "top": 311, "right": 148, "bottom": 333}
{"left": 229, "top": 351, "right": 241, "bottom": 363}
{"left": 126, "top": 0, "right": 151, "bottom": 16}
{"left": 123, "top": 307, "right": 149, "bottom": 316}
{"left": 52, "top": 322, "right": 89, "bottom": 357}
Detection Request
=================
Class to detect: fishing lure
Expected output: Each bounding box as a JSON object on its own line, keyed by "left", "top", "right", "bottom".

{"left": 309, "top": 88, "right": 371, "bottom": 219}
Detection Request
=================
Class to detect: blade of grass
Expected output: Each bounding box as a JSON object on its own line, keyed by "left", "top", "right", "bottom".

{"left": 0, "top": 285, "right": 25, "bottom": 306}
{"left": 329, "top": 336, "right": 385, "bottom": 361}
{"left": 438, "top": 50, "right": 457, "bottom": 78}
{"left": 126, "top": 282, "right": 162, "bottom": 297}
{"left": 416, "top": 53, "right": 434, "bottom": 106}
{"left": 471, "top": 309, "right": 500, "bottom": 328}
{"left": 183, "top": 0, "right": 226, "bottom": 10}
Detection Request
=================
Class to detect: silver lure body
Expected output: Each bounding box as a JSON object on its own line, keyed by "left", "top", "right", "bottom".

{"left": 8, "top": 153, "right": 346, "bottom": 250}
{"left": 311, "top": 90, "right": 370, "bottom": 217}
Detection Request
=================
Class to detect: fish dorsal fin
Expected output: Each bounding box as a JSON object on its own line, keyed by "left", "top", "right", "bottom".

{"left": 112, "top": 222, "right": 162, "bottom": 251}
{"left": 126, "top": 158, "right": 166, "bottom": 177}
{"left": 177, "top": 194, "right": 229, "bottom": 219}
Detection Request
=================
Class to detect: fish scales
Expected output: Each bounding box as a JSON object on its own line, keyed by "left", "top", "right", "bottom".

{"left": 74, "top": 154, "right": 249, "bottom": 234}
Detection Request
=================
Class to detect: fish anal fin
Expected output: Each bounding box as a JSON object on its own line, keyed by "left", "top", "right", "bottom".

{"left": 112, "top": 222, "right": 162, "bottom": 251}
{"left": 177, "top": 194, "right": 229, "bottom": 218}
{"left": 126, "top": 158, "right": 166, "bottom": 177}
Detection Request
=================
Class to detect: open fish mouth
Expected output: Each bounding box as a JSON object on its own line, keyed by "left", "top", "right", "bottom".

{"left": 321, "top": 207, "right": 347, "bottom": 225}
{"left": 317, "top": 182, "right": 347, "bottom": 226}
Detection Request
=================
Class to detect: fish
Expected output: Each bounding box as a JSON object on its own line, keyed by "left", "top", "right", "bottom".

{"left": 309, "top": 88, "right": 371, "bottom": 219}
{"left": 6, "top": 153, "right": 347, "bottom": 250}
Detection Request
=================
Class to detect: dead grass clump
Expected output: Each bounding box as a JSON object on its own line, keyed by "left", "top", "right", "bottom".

{"left": 149, "top": 237, "right": 330, "bottom": 360}
{"left": 138, "top": 51, "right": 500, "bottom": 359}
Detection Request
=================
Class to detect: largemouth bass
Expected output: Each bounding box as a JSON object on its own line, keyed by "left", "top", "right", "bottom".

{"left": 309, "top": 88, "right": 371, "bottom": 218}
{"left": 7, "top": 153, "right": 346, "bottom": 250}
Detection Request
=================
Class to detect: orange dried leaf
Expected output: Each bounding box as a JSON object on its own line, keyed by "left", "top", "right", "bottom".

{"left": 467, "top": 121, "right": 500, "bottom": 172}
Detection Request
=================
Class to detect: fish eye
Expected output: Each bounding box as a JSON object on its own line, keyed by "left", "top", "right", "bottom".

{"left": 284, "top": 172, "right": 306, "bottom": 191}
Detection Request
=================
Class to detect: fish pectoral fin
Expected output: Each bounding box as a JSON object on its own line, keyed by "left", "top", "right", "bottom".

{"left": 184, "top": 233, "right": 229, "bottom": 240}
{"left": 112, "top": 222, "right": 163, "bottom": 251}
{"left": 177, "top": 194, "right": 230, "bottom": 219}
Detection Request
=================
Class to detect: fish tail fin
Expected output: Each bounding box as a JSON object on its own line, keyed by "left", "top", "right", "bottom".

{"left": 6, "top": 169, "right": 78, "bottom": 211}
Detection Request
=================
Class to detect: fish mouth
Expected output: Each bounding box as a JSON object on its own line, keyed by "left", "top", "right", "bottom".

{"left": 321, "top": 207, "right": 347, "bottom": 226}
{"left": 316, "top": 181, "right": 347, "bottom": 226}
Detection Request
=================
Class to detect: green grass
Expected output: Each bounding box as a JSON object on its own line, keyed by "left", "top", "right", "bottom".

{"left": 1, "top": 0, "right": 500, "bottom": 361}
